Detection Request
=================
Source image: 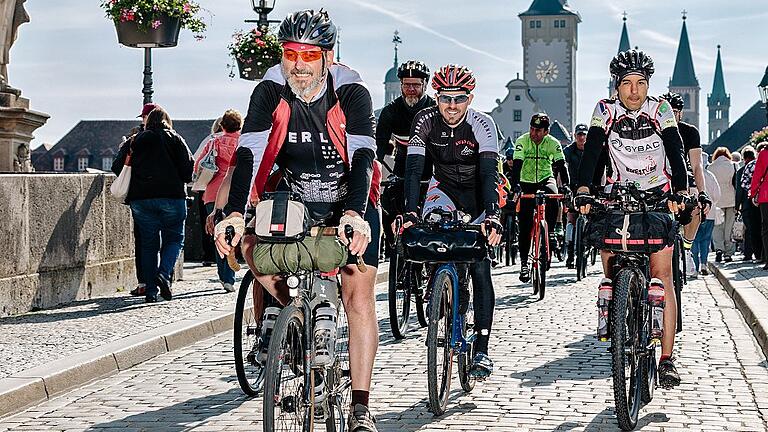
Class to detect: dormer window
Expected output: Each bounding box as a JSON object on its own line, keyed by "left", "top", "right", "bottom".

{"left": 78, "top": 156, "right": 88, "bottom": 171}
{"left": 53, "top": 156, "right": 64, "bottom": 171}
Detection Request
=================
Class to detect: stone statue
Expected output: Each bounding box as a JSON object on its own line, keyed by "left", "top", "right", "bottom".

{"left": 0, "top": 0, "right": 28, "bottom": 92}
{"left": 13, "top": 142, "right": 31, "bottom": 172}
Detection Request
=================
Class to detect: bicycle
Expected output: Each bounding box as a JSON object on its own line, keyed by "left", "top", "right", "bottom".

{"left": 573, "top": 214, "right": 598, "bottom": 281}
{"left": 261, "top": 225, "right": 357, "bottom": 431}
{"left": 402, "top": 208, "right": 492, "bottom": 416}
{"left": 502, "top": 207, "right": 518, "bottom": 266}
{"left": 516, "top": 192, "right": 565, "bottom": 300}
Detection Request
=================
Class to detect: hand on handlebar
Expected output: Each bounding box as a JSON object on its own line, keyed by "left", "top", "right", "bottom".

{"left": 574, "top": 187, "right": 593, "bottom": 214}
{"left": 698, "top": 191, "right": 713, "bottom": 215}
{"left": 395, "top": 212, "right": 419, "bottom": 233}
{"left": 482, "top": 215, "right": 503, "bottom": 247}
{"left": 214, "top": 213, "right": 244, "bottom": 258}
{"left": 667, "top": 191, "right": 693, "bottom": 215}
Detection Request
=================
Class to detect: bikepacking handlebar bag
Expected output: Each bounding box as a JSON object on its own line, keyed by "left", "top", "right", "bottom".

{"left": 584, "top": 211, "right": 678, "bottom": 254}
{"left": 401, "top": 227, "right": 487, "bottom": 264}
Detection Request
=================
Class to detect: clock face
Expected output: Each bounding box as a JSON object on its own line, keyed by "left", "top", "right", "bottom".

{"left": 536, "top": 60, "right": 559, "bottom": 84}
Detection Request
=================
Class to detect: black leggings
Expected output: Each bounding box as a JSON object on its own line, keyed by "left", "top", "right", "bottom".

{"left": 463, "top": 259, "right": 495, "bottom": 354}
{"left": 518, "top": 178, "right": 559, "bottom": 264}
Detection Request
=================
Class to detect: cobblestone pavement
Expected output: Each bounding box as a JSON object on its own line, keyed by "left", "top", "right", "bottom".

{"left": 720, "top": 258, "right": 768, "bottom": 300}
{"left": 1, "top": 261, "right": 767, "bottom": 431}
{"left": 0, "top": 264, "right": 249, "bottom": 380}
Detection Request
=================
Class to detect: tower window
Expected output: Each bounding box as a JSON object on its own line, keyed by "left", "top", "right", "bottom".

{"left": 514, "top": 110, "right": 522, "bottom": 122}
{"left": 560, "top": 20, "right": 566, "bottom": 28}
{"left": 513, "top": 131, "right": 523, "bottom": 140}
{"left": 535, "top": 20, "right": 541, "bottom": 28}
{"left": 683, "top": 93, "right": 691, "bottom": 109}
{"left": 515, "top": 95, "right": 521, "bottom": 101}
{"left": 530, "top": 21, "right": 535, "bottom": 28}
{"left": 554, "top": 20, "right": 560, "bottom": 28}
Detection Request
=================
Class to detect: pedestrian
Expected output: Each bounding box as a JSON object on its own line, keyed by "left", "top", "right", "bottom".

{"left": 194, "top": 109, "right": 242, "bottom": 293}
{"left": 113, "top": 105, "right": 194, "bottom": 303}
{"left": 732, "top": 151, "right": 742, "bottom": 167}
{"left": 750, "top": 141, "right": 768, "bottom": 270}
{"left": 691, "top": 155, "right": 720, "bottom": 277}
{"left": 736, "top": 146, "right": 760, "bottom": 262}
{"left": 708, "top": 147, "right": 738, "bottom": 262}
{"left": 112, "top": 103, "right": 154, "bottom": 297}
{"left": 195, "top": 117, "right": 223, "bottom": 267}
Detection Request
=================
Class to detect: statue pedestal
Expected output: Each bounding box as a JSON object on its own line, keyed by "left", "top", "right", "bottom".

{"left": 0, "top": 90, "right": 49, "bottom": 172}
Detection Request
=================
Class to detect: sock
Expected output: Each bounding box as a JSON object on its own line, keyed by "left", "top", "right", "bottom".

{"left": 351, "top": 390, "right": 369, "bottom": 407}
{"left": 474, "top": 330, "right": 490, "bottom": 354}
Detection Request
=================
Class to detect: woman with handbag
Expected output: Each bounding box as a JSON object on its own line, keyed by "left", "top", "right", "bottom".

{"left": 691, "top": 156, "right": 721, "bottom": 277}
{"left": 113, "top": 105, "right": 194, "bottom": 303}
{"left": 708, "top": 147, "right": 739, "bottom": 262}
{"left": 193, "top": 109, "right": 242, "bottom": 292}
{"left": 750, "top": 141, "right": 768, "bottom": 270}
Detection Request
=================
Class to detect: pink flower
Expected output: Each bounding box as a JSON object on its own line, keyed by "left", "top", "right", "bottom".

{"left": 151, "top": 20, "right": 162, "bottom": 29}
{"left": 183, "top": 3, "right": 191, "bottom": 13}
{"left": 120, "top": 9, "right": 135, "bottom": 22}
{"left": 256, "top": 39, "right": 266, "bottom": 48}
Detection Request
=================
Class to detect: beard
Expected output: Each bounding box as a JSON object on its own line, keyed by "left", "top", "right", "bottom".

{"left": 404, "top": 95, "right": 421, "bottom": 107}
{"left": 283, "top": 63, "right": 326, "bottom": 99}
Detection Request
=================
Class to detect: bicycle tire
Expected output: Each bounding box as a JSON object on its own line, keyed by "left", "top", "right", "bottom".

{"left": 324, "top": 298, "right": 352, "bottom": 431}
{"left": 538, "top": 220, "right": 548, "bottom": 300}
{"left": 611, "top": 268, "right": 644, "bottom": 431}
{"left": 388, "top": 251, "right": 411, "bottom": 339}
{"left": 233, "top": 271, "right": 265, "bottom": 397}
{"left": 504, "top": 216, "right": 513, "bottom": 267}
{"left": 673, "top": 236, "right": 683, "bottom": 333}
{"left": 414, "top": 264, "right": 429, "bottom": 328}
{"left": 575, "top": 216, "right": 585, "bottom": 281}
{"left": 427, "top": 269, "right": 454, "bottom": 416}
{"left": 457, "top": 278, "right": 475, "bottom": 393}
{"left": 640, "top": 344, "right": 656, "bottom": 404}
{"left": 263, "top": 305, "right": 310, "bottom": 431}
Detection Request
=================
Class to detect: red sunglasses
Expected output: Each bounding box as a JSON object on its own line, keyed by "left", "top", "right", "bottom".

{"left": 283, "top": 49, "right": 324, "bottom": 62}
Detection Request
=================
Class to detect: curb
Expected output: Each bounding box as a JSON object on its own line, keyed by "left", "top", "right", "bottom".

{"left": 709, "top": 262, "right": 768, "bottom": 360}
{"left": 0, "top": 266, "right": 388, "bottom": 419}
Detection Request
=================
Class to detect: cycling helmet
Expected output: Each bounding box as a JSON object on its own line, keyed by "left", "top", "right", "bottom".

{"left": 610, "top": 49, "right": 655, "bottom": 85}
{"left": 277, "top": 9, "right": 337, "bottom": 50}
{"left": 660, "top": 92, "right": 685, "bottom": 110}
{"left": 398, "top": 60, "right": 430, "bottom": 80}
{"left": 530, "top": 113, "right": 550, "bottom": 129}
{"left": 431, "top": 64, "right": 476, "bottom": 93}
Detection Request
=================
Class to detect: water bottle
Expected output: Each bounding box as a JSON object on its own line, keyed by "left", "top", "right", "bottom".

{"left": 257, "top": 306, "right": 281, "bottom": 364}
{"left": 648, "top": 278, "right": 665, "bottom": 342}
{"left": 313, "top": 303, "right": 338, "bottom": 367}
{"left": 597, "top": 278, "right": 613, "bottom": 341}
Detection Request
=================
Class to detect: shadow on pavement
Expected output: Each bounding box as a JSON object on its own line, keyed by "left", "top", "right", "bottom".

{"left": 510, "top": 334, "right": 610, "bottom": 387}
{"left": 376, "top": 390, "right": 477, "bottom": 431}
{"left": 557, "top": 408, "right": 669, "bottom": 431}
{"left": 83, "top": 388, "right": 249, "bottom": 431}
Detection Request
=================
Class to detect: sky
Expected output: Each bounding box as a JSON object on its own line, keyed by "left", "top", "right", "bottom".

{"left": 12, "top": 0, "right": 768, "bottom": 149}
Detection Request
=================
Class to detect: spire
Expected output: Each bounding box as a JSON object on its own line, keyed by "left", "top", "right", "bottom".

{"left": 710, "top": 45, "right": 727, "bottom": 100}
{"left": 392, "top": 30, "right": 401, "bottom": 68}
{"left": 618, "top": 12, "right": 630, "bottom": 53}
{"left": 670, "top": 11, "right": 699, "bottom": 87}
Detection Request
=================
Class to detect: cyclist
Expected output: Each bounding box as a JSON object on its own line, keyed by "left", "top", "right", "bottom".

{"left": 575, "top": 49, "right": 689, "bottom": 389}
{"left": 213, "top": 10, "right": 381, "bottom": 431}
{"left": 660, "top": 92, "right": 712, "bottom": 275}
{"left": 400, "top": 64, "right": 503, "bottom": 380}
{"left": 376, "top": 60, "right": 435, "bottom": 255}
{"left": 509, "top": 113, "right": 570, "bottom": 283}
{"left": 563, "top": 124, "right": 588, "bottom": 268}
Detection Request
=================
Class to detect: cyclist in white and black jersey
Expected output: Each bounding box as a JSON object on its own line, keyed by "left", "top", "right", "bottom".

{"left": 575, "top": 49, "right": 689, "bottom": 389}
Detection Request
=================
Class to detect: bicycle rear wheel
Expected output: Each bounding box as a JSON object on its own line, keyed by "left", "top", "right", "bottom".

{"left": 263, "top": 305, "right": 310, "bottom": 431}
{"left": 427, "top": 269, "right": 454, "bottom": 416}
{"left": 233, "top": 271, "right": 262, "bottom": 397}
{"left": 575, "top": 216, "right": 586, "bottom": 281}
{"left": 537, "top": 221, "right": 548, "bottom": 300}
{"left": 611, "top": 268, "right": 644, "bottom": 431}
{"left": 672, "top": 236, "right": 683, "bottom": 332}
{"left": 324, "top": 299, "right": 351, "bottom": 431}
{"left": 388, "top": 251, "right": 411, "bottom": 339}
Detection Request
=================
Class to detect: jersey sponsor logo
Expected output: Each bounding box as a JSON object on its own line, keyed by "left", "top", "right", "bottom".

{"left": 658, "top": 101, "right": 670, "bottom": 114}
{"left": 287, "top": 131, "right": 330, "bottom": 144}
{"left": 625, "top": 157, "right": 657, "bottom": 176}
{"left": 455, "top": 139, "right": 475, "bottom": 148}
{"left": 610, "top": 138, "right": 660, "bottom": 153}
{"left": 649, "top": 175, "right": 660, "bottom": 184}
{"left": 441, "top": 131, "right": 449, "bottom": 138}
{"left": 460, "top": 146, "right": 474, "bottom": 156}
{"left": 410, "top": 135, "right": 426, "bottom": 147}
{"left": 662, "top": 117, "right": 676, "bottom": 129}
{"left": 598, "top": 101, "right": 608, "bottom": 115}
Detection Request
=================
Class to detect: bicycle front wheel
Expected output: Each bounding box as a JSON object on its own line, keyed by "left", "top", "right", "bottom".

{"left": 537, "top": 221, "right": 548, "bottom": 300}
{"left": 611, "top": 268, "right": 644, "bottom": 431}
{"left": 263, "top": 305, "right": 310, "bottom": 431}
{"left": 575, "top": 216, "right": 586, "bottom": 281}
{"left": 233, "top": 271, "right": 264, "bottom": 396}
{"left": 324, "top": 298, "right": 351, "bottom": 431}
{"left": 427, "top": 269, "right": 454, "bottom": 416}
{"left": 388, "top": 251, "right": 412, "bottom": 339}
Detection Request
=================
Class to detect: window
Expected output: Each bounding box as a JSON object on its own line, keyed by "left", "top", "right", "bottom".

{"left": 560, "top": 20, "right": 566, "bottom": 28}
{"left": 554, "top": 20, "right": 560, "bottom": 28}
{"left": 53, "top": 156, "right": 64, "bottom": 171}
{"left": 78, "top": 156, "right": 88, "bottom": 171}
{"left": 529, "top": 21, "right": 535, "bottom": 29}
{"left": 513, "top": 110, "right": 522, "bottom": 122}
{"left": 717, "top": 129, "right": 721, "bottom": 138}
{"left": 683, "top": 93, "right": 691, "bottom": 109}
{"left": 716, "top": 110, "right": 722, "bottom": 120}
{"left": 513, "top": 131, "right": 523, "bottom": 140}
{"left": 102, "top": 157, "right": 112, "bottom": 171}
{"left": 514, "top": 95, "right": 521, "bottom": 101}
{"left": 535, "top": 20, "right": 541, "bottom": 28}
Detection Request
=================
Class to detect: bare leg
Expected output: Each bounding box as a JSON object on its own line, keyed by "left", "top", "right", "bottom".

{"left": 649, "top": 248, "right": 676, "bottom": 357}
{"left": 340, "top": 264, "right": 379, "bottom": 392}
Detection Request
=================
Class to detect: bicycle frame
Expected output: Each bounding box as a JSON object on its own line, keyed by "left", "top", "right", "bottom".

{"left": 516, "top": 192, "right": 566, "bottom": 268}
{"left": 430, "top": 263, "right": 476, "bottom": 353}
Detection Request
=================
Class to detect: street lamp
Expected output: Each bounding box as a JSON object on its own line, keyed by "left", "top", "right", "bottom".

{"left": 759, "top": 66, "right": 768, "bottom": 124}
{"left": 250, "top": 0, "right": 277, "bottom": 31}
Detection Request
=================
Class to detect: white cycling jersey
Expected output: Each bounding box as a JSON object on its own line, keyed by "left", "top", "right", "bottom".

{"left": 590, "top": 96, "right": 678, "bottom": 191}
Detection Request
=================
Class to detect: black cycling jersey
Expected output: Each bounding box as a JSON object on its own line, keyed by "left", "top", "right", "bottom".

{"left": 376, "top": 95, "right": 435, "bottom": 178}
{"left": 678, "top": 121, "right": 701, "bottom": 175}
{"left": 404, "top": 106, "right": 500, "bottom": 218}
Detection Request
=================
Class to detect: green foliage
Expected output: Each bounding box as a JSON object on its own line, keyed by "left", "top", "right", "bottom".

{"left": 100, "top": 0, "right": 207, "bottom": 39}
{"left": 227, "top": 28, "right": 282, "bottom": 78}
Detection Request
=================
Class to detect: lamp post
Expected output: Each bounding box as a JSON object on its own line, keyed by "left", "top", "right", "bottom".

{"left": 759, "top": 66, "right": 768, "bottom": 124}
{"left": 249, "top": 0, "right": 278, "bottom": 32}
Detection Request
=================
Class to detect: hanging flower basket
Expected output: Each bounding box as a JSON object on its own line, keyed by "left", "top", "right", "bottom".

{"left": 101, "top": 0, "right": 207, "bottom": 48}
{"left": 228, "top": 28, "right": 282, "bottom": 81}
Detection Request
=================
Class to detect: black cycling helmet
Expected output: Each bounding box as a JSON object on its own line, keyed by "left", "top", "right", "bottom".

{"left": 610, "top": 49, "right": 655, "bottom": 86}
{"left": 397, "top": 60, "right": 430, "bottom": 80}
{"left": 530, "top": 113, "right": 550, "bottom": 129}
{"left": 660, "top": 92, "right": 685, "bottom": 110}
{"left": 277, "top": 9, "right": 337, "bottom": 50}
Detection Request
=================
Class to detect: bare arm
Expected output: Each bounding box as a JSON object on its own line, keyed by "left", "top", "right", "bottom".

{"left": 689, "top": 148, "right": 705, "bottom": 193}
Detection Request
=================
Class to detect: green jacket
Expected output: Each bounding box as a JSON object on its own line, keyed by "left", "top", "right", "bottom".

{"left": 513, "top": 132, "right": 565, "bottom": 184}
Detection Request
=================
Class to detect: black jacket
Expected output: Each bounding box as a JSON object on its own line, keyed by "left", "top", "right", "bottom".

{"left": 112, "top": 128, "right": 193, "bottom": 202}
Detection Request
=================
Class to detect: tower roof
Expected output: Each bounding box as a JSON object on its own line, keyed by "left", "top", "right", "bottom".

{"left": 519, "top": 0, "right": 580, "bottom": 18}
{"left": 670, "top": 15, "right": 699, "bottom": 87}
{"left": 618, "top": 15, "right": 630, "bottom": 54}
{"left": 385, "top": 30, "right": 401, "bottom": 83}
{"left": 710, "top": 45, "right": 727, "bottom": 100}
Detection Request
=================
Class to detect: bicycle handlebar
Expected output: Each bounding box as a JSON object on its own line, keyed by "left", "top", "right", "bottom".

{"left": 517, "top": 193, "right": 566, "bottom": 200}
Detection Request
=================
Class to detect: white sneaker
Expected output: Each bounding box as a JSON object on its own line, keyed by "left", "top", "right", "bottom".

{"left": 685, "top": 251, "right": 696, "bottom": 277}
{"left": 222, "top": 282, "right": 236, "bottom": 293}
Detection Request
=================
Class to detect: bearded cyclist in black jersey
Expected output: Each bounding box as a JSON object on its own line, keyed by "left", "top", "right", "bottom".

{"left": 377, "top": 60, "right": 435, "bottom": 256}
{"left": 575, "top": 50, "right": 690, "bottom": 389}
{"left": 400, "top": 64, "right": 503, "bottom": 380}
{"left": 660, "top": 92, "right": 712, "bottom": 277}
{"left": 213, "top": 10, "right": 380, "bottom": 431}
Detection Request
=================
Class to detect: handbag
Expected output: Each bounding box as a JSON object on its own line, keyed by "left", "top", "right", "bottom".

{"left": 110, "top": 139, "right": 134, "bottom": 201}
{"left": 192, "top": 140, "right": 218, "bottom": 191}
{"left": 401, "top": 226, "right": 487, "bottom": 264}
{"left": 731, "top": 214, "right": 745, "bottom": 242}
{"left": 585, "top": 211, "right": 678, "bottom": 254}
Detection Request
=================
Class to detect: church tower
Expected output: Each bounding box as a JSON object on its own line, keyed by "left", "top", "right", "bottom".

{"left": 383, "top": 31, "right": 401, "bottom": 105}
{"left": 707, "top": 45, "right": 730, "bottom": 143}
{"left": 519, "top": 0, "right": 581, "bottom": 132}
{"left": 609, "top": 14, "right": 632, "bottom": 97}
{"left": 669, "top": 12, "right": 701, "bottom": 128}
